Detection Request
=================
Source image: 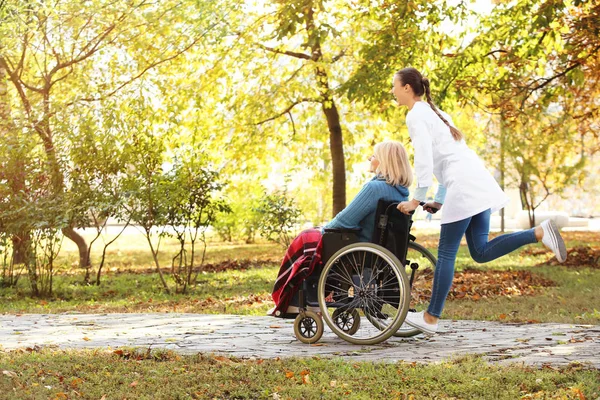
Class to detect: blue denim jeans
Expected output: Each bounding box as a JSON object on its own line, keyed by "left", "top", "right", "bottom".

{"left": 427, "top": 209, "right": 537, "bottom": 318}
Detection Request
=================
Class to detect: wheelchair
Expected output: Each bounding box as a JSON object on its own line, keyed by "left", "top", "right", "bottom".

{"left": 285, "top": 199, "right": 437, "bottom": 345}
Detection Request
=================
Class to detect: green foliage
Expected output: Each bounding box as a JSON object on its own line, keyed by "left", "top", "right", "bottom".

{"left": 255, "top": 189, "right": 302, "bottom": 248}
{"left": 163, "top": 160, "right": 230, "bottom": 293}
{"left": 212, "top": 201, "right": 262, "bottom": 244}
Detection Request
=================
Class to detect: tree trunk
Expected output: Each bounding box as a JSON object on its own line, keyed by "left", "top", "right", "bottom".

{"left": 323, "top": 100, "right": 346, "bottom": 216}
{"left": 146, "top": 234, "right": 171, "bottom": 294}
{"left": 0, "top": 53, "right": 31, "bottom": 266}
{"left": 499, "top": 113, "right": 506, "bottom": 233}
{"left": 62, "top": 226, "right": 91, "bottom": 271}
{"left": 305, "top": 2, "right": 346, "bottom": 217}
{"left": 39, "top": 90, "right": 91, "bottom": 272}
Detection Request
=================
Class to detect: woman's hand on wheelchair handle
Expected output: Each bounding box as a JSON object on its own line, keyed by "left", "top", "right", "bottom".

{"left": 423, "top": 201, "right": 442, "bottom": 214}
{"left": 397, "top": 199, "right": 420, "bottom": 215}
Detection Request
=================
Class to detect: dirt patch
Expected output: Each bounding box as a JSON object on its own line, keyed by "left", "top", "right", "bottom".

{"left": 412, "top": 268, "right": 556, "bottom": 304}
{"left": 98, "top": 259, "right": 279, "bottom": 276}
{"left": 63, "top": 293, "right": 273, "bottom": 314}
{"left": 541, "top": 245, "right": 600, "bottom": 268}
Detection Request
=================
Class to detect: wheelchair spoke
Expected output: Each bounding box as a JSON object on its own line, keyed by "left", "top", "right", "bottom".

{"left": 318, "top": 243, "right": 410, "bottom": 344}
{"left": 326, "top": 269, "right": 354, "bottom": 287}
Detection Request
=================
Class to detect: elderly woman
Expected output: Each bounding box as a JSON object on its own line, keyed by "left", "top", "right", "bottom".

{"left": 270, "top": 141, "right": 413, "bottom": 316}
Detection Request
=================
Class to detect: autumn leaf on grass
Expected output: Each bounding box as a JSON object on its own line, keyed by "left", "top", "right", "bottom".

{"left": 498, "top": 314, "right": 507, "bottom": 320}
{"left": 570, "top": 387, "right": 586, "bottom": 400}
{"left": 70, "top": 377, "right": 83, "bottom": 389}
{"left": 2, "top": 370, "right": 17, "bottom": 377}
{"left": 53, "top": 393, "right": 68, "bottom": 400}
{"left": 300, "top": 369, "right": 311, "bottom": 385}
{"left": 285, "top": 370, "right": 294, "bottom": 379}
{"left": 212, "top": 355, "right": 232, "bottom": 363}
{"left": 130, "top": 381, "right": 138, "bottom": 387}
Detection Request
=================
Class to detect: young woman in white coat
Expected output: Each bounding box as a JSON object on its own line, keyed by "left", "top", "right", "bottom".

{"left": 393, "top": 67, "right": 567, "bottom": 335}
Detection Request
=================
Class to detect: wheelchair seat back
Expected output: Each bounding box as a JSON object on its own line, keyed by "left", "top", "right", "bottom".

{"left": 321, "top": 199, "right": 412, "bottom": 266}
{"left": 371, "top": 199, "right": 413, "bottom": 264}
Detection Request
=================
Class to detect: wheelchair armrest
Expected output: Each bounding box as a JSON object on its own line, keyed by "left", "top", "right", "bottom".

{"left": 323, "top": 227, "right": 362, "bottom": 234}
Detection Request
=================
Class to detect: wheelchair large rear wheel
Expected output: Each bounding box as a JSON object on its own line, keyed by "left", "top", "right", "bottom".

{"left": 317, "top": 242, "right": 410, "bottom": 345}
{"left": 366, "top": 241, "right": 437, "bottom": 337}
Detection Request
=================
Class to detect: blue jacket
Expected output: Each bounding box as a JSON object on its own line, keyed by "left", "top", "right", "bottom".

{"left": 323, "top": 176, "right": 410, "bottom": 242}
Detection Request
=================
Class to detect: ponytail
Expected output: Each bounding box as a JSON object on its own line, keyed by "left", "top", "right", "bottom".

{"left": 395, "top": 68, "right": 464, "bottom": 142}
{"left": 422, "top": 77, "right": 463, "bottom": 141}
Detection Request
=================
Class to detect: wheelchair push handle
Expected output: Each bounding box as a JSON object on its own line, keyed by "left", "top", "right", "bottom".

{"left": 419, "top": 201, "right": 439, "bottom": 214}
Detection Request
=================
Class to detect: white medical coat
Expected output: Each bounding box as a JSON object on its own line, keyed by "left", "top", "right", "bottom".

{"left": 406, "top": 101, "right": 509, "bottom": 225}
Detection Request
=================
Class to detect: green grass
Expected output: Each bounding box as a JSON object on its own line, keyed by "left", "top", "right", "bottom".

{"left": 1, "top": 231, "right": 599, "bottom": 324}
{"left": 0, "top": 349, "right": 598, "bottom": 399}
{"left": 0, "top": 265, "right": 278, "bottom": 315}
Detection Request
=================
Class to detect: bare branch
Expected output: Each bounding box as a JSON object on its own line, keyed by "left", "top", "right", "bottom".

{"left": 331, "top": 50, "right": 345, "bottom": 63}
{"left": 40, "top": 14, "right": 61, "bottom": 68}
{"left": 49, "top": 22, "right": 118, "bottom": 77}
{"left": 256, "top": 98, "right": 320, "bottom": 125}
{"left": 519, "top": 45, "right": 600, "bottom": 108}
{"left": 256, "top": 43, "right": 311, "bottom": 60}
{"left": 286, "top": 110, "right": 296, "bottom": 137}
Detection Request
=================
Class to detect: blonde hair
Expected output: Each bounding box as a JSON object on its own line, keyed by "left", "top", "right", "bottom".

{"left": 374, "top": 141, "right": 413, "bottom": 187}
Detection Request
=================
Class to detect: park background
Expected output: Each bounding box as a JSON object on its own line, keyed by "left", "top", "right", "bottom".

{"left": 1, "top": 0, "right": 599, "bottom": 398}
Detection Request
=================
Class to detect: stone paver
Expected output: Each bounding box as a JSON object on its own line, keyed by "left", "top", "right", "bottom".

{"left": 1, "top": 313, "right": 598, "bottom": 367}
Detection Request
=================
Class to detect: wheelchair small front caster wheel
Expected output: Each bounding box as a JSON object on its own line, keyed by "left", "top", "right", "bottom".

{"left": 293, "top": 311, "right": 324, "bottom": 344}
{"left": 332, "top": 308, "right": 361, "bottom": 335}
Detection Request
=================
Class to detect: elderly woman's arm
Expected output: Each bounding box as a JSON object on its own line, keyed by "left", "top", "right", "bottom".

{"left": 323, "top": 183, "right": 376, "bottom": 231}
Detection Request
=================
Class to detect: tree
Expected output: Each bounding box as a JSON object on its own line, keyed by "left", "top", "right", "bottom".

{"left": 447, "top": 0, "right": 597, "bottom": 226}
{"left": 230, "top": 0, "right": 353, "bottom": 216}
{"left": 0, "top": 0, "right": 229, "bottom": 272}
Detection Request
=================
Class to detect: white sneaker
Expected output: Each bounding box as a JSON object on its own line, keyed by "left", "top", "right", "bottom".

{"left": 540, "top": 219, "right": 567, "bottom": 263}
{"left": 403, "top": 311, "right": 438, "bottom": 335}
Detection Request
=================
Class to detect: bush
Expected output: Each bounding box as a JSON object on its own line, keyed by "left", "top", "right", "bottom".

{"left": 255, "top": 190, "right": 301, "bottom": 248}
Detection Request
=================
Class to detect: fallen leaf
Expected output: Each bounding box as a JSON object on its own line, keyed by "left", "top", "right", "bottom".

{"left": 2, "top": 370, "right": 17, "bottom": 377}
{"left": 571, "top": 387, "right": 586, "bottom": 400}
{"left": 329, "top": 380, "right": 337, "bottom": 388}
{"left": 498, "top": 314, "right": 507, "bottom": 320}
{"left": 53, "top": 393, "right": 68, "bottom": 400}
{"left": 82, "top": 337, "right": 91, "bottom": 341}
{"left": 285, "top": 371, "right": 294, "bottom": 379}
{"left": 39, "top": 300, "right": 48, "bottom": 306}
{"left": 269, "top": 325, "right": 282, "bottom": 329}
{"left": 70, "top": 377, "right": 83, "bottom": 388}
{"left": 302, "top": 374, "right": 310, "bottom": 385}
{"left": 130, "top": 381, "right": 138, "bottom": 387}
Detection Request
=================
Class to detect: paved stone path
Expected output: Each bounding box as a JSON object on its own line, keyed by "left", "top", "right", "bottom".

{"left": 1, "top": 313, "right": 598, "bottom": 367}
